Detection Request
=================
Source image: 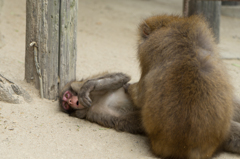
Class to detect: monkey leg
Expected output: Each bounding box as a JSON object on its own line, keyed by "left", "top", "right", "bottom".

{"left": 232, "top": 98, "right": 240, "bottom": 123}
{"left": 85, "top": 110, "right": 144, "bottom": 135}
{"left": 114, "top": 111, "right": 145, "bottom": 134}
{"left": 223, "top": 98, "right": 240, "bottom": 154}
{"left": 223, "top": 121, "right": 240, "bottom": 154}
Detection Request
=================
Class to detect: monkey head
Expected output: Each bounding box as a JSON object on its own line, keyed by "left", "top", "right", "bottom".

{"left": 138, "top": 15, "right": 181, "bottom": 44}
{"left": 59, "top": 81, "right": 85, "bottom": 114}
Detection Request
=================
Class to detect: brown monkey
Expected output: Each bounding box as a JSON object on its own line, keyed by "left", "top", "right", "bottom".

{"left": 127, "top": 14, "right": 239, "bottom": 158}
{"left": 59, "top": 72, "right": 144, "bottom": 134}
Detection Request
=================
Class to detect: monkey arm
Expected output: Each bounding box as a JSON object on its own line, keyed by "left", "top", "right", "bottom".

{"left": 78, "top": 73, "right": 131, "bottom": 108}
{"left": 114, "top": 111, "right": 145, "bottom": 134}
{"left": 86, "top": 73, "right": 131, "bottom": 91}
{"left": 127, "top": 83, "right": 141, "bottom": 107}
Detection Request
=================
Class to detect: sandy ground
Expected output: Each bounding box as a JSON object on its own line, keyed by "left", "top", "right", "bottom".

{"left": 0, "top": 0, "right": 240, "bottom": 158}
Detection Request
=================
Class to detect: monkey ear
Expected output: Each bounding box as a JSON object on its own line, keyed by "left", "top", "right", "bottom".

{"left": 71, "top": 82, "right": 82, "bottom": 93}
{"left": 140, "top": 22, "right": 151, "bottom": 39}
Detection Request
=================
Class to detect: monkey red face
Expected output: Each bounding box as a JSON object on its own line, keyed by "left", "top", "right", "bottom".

{"left": 62, "top": 91, "right": 84, "bottom": 110}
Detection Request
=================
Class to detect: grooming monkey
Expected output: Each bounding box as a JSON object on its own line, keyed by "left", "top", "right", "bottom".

{"left": 127, "top": 15, "right": 240, "bottom": 159}
{"left": 59, "top": 72, "right": 144, "bottom": 134}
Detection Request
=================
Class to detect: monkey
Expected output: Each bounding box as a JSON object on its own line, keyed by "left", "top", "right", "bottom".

{"left": 59, "top": 72, "right": 144, "bottom": 135}
{"left": 126, "top": 14, "right": 240, "bottom": 159}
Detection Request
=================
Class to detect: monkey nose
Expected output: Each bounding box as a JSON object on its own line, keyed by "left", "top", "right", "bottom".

{"left": 68, "top": 99, "right": 73, "bottom": 104}
{"left": 68, "top": 96, "right": 79, "bottom": 107}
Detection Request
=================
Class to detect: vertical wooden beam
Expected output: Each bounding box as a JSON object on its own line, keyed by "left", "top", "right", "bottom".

{"left": 222, "top": 1, "right": 240, "bottom": 6}
{"left": 25, "top": 0, "right": 77, "bottom": 100}
{"left": 25, "top": 0, "right": 39, "bottom": 86}
{"left": 188, "top": 0, "right": 221, "bottom": 43}
{"left": 183, "top": 0, "right": 190, "bottom": 17}
{"left": 26, "top": 0, "right": 60, "bottom": 100}
{"left": 59, "top": 0, "right": 77, "bottom": 91}
{"left": 38, "top": 0, "right": 60, "bottom": 100}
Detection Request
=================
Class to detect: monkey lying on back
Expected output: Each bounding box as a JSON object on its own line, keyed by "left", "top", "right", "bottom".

{"left": 127, "top": 14, "right": 240, "bottom": 158}
{"left": 59, "top": 72, "right": 144, "bottom": 134}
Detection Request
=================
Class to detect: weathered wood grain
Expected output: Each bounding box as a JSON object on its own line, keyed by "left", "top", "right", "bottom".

{"left": 59, "top": 0, "right": 77, "bottom": 92}
{"left": 25, "top": 0, "right": 77, "bottom": 100}
{"left": 38, "top": 0, "right": 60, "bottom": 100}
{"left": 25, "top": 0, "right": 39, "bottom": 86}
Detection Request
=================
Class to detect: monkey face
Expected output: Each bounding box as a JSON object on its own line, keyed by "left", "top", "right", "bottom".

{"left": 62, "top": 90, "right": 84, "bottom": 110}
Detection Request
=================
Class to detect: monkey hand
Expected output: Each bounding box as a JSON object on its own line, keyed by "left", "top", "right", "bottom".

{"left": 78, "top": 80, "right": 94, "bottom": 108}
{"left": 123, "top": 83, "right": 130, "bottom": 93}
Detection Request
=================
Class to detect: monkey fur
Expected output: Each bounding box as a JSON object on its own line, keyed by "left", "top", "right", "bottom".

{"left": 59, "top": 72, "right": 144, "bottom": 135}
{"left": 127, "top": 15, "right": 240, "bottom": 159}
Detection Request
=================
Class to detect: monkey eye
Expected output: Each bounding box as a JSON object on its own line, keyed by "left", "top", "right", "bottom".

{"left": 143, "top": 29, "right": 149, "bottom": 37}
{"left": 65, "top": 93, "right": 69, "bottom": 98}
{"left": 63, "top": 102, "right": 70, "bottom": 110}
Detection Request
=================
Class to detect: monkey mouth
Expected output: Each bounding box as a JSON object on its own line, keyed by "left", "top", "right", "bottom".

{"left": 76, "top": 101, "right": 85, "bottom": 109}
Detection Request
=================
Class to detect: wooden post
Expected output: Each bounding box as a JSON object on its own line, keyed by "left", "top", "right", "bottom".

{"left": 25, "top": 0, "right": 77, "bottom": 100}
{"left": 25, "top": 0, "right": 39, "bottom": 88}
{"left": 187, "top": 0, "right": 221, "bottom": 43}
{"left": 222, "top": 1, "right": 240, "bottom": 6}
{"left": 59, "top": 0, "right": 77, "bottom": 91}
{"left": 183, "top": 0, "right": 190, "bottom": 17}
{"left": 38, "top": 0, "right": 60, "bottom": 100}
